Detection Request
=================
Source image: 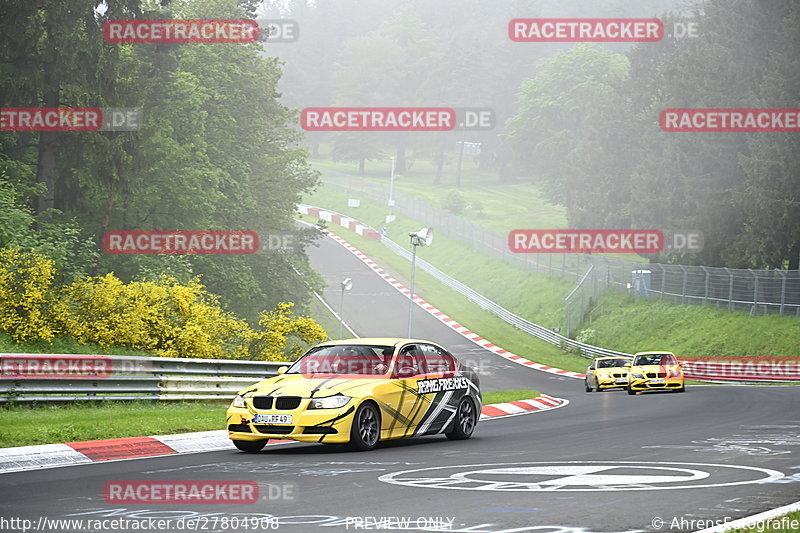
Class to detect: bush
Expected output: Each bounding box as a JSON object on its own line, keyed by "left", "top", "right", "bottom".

{"left": 0, "top": 248, "right": 58, "bottom": 342}
{"left": 53, "top": 274, "right": 253, "bottom": 358}
{"left": 443, "top": 191, "right": 467, "bottom": 214}
{"left": 249, "top": 302, "right": 328, "bottom": 361}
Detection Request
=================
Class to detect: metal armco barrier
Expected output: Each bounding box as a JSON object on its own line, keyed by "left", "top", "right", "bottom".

{"left": 0, "top": 354, "right": 286, "bottom": 402}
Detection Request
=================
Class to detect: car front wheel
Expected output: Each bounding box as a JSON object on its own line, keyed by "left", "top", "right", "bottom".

{"left": 233, "top": 439, "right": 268, "bottom": 453}
{"left": 349, "top": 402, "right": 380, "bottom": 451}
{"left": 627, "top": 384, "right": 636, "bottom": 395}
{"left": 585, "top": 379, "right": 593, "bottom": 392}
{"left": 446, "top": 397, "right": 477, "bottom": 440}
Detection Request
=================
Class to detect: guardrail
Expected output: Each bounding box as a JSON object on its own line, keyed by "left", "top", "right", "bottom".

{"left": 0, "top": 354, "right": 287, "bottom": 403}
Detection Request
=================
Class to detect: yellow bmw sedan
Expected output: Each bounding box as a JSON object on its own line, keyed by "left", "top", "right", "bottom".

{"left": 584, "top": 356, "right": 633, "bottom": 392}
{"left": 226, "top": 338, "right": 482, "bottom": 452}
{"left": 627, "top": 351, "right": 685, "bottom": 394}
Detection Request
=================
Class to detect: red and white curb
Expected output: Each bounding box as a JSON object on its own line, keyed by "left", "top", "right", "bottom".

{"left": 0, "top": 397, "right": 564, "bottom": 474}
{"left": 298, "top": 204, "right": 584, "bottom": 380}
{"left": 480, "top": 394, "right": 568, "bottom": 419}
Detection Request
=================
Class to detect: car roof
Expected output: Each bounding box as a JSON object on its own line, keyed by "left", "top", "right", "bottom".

{"left": 319, "top": 338, "right": 436, "bottom": 347}
{"left": 594, "top": 356, "right": 632, "bottom": 360}
{"left": 634, "top": 351, "right": 676, "bottom": 356}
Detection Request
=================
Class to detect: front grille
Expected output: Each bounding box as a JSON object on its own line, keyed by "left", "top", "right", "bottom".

{"left": 253, "top": 425, "right": 295, "bottom": 435}
{"left": 228, "top": 424, "right": 251, "bottom": 433}
{"left": 304, "top": 426, "right": 338, "bottom": 435}
{"left": 252, "top": 396, "right": 274, "bottom": 409}
{"left": 276, "top": 396, "right": 302, "bottom": 410}
{"left": 646, "top": 372, "right": 667, "bottom": 378}
{"left": 612, "top": 373, "right": 625, "bottom": 378}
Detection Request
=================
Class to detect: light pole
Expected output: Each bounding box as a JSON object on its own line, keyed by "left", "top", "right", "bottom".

{"left": 339, "top": 277, "right": 352, "bottom": 339}
{"left": 386, "top": 156, "right": 396, "bottom": 224}
{"left": 407, "top": 228, "right": 433, "bottom": 338}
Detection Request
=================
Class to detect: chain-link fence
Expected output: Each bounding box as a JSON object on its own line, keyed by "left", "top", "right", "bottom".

{"left": 322, "top": 172, "right": 800, "bottom": 334}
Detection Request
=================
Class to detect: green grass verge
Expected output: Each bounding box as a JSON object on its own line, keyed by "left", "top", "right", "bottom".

{"left": 481, "top": 390, "right": 540, "bottom": 404}
{"left": 723, "top": 511, "right": 800, "bottom": 532}
{"left": 0, "top": 401, "right": 228, "bottom": 448}
{"left": 582, "top": 291, "right": 800, "bottom": 359}
{"left": 1, "top": 390, "right": 540, "bottom": 448}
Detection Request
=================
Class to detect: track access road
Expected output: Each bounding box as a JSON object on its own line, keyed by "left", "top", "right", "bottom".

{"left": 0, "top": 231, "right": 798, "bottom": 533}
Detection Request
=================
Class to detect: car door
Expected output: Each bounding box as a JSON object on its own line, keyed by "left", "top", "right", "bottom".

{"left": 414, "top": 344, "right": 463, "bottom": 435}
{"left": 382, "top": 344, "right": 427, "bottom": 438}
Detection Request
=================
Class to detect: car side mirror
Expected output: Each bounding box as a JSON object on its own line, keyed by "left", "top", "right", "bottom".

{"left": 277, "top": 366, "right": 289, "bottom": 375}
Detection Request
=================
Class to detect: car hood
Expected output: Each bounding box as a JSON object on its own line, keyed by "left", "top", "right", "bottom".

{"left": 596, "top": 367, "right": 629, "bottom": 374}
{"left": 238, "top": 373, "right": 384, "bottom": 398}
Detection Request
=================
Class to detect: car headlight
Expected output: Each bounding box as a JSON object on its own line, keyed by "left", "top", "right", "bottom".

{"left": 632, "top": 373, "right": 645, "bottom": 379}
{"left": 309, "top": 395, "right": 351, "bottom": 409}
{"left": 232, "top": 394, "right": 247, "bottom": 408}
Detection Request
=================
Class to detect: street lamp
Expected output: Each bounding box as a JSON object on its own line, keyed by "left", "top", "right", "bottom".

{"left": 407, "top": 228, "right": 433, "bottom": 338}
{"left": 386, "top": 156, "right": 396, "bottom": 224}
{"left": 339, "top": 277, "right": 352, "bottom": 339}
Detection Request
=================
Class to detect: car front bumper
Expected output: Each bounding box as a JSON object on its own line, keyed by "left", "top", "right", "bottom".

{"left": 628, "top": 377, "right": 684, "bottom": 391}
{"left": 226, "top": 402, "right": 357, "bottom": 444}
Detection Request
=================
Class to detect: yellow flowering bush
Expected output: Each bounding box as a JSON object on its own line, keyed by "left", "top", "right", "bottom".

{"left": 54, "top": 274, "right": 253, "bottom": 358}
{"left": 0, "top": 248, "right": 58, "bottom": 342}
{"left": 0, "top": 247, "right": 327, "bottom": 360}
{"left": 249, "top": 302, "right": 328, "bottom": 361}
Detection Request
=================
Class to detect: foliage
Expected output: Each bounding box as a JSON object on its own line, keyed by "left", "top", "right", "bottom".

{"left": 250, "top": 302, "right": 328, "bottom": 361}
{"left": 0, "top": 249, "right": 58, "bottom": 342}
{"left": 443, "top": 191, "right": 467, "bottom": 215}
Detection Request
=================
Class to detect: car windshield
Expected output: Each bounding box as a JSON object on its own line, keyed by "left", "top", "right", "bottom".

{"left": 598, "top": 359, "right": 630, "bottom": 369}
{"left": 634, "top": 354, "right": 676, "bottom": 366}
{"left": 287, "top": 345, "right": 394, "bottom": 375}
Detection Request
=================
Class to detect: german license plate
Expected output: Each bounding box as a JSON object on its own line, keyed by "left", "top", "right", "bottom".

{"left": 649, "top": 379, "right": 665, "bottom": 384}
{"left": 253, "top": 414, "right": 292, "bottom": 424}
{"left": 616, "top": 378, "right": 628, "bottom": 384}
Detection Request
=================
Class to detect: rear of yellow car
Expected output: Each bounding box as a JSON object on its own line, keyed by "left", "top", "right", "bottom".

{"left": 627, "top": 351, "right": 685, "bottom": 394}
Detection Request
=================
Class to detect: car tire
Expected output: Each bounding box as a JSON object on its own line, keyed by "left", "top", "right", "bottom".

{"left": 349, "top": 402, "right": 380, "bottom": 451}
{"left": 233, "top": 439, "right": 268, "bottom": 453}
{"left": 585, "top": 379, "right": 593, "bottom": 392}
{"left": 627, "top": 384, "right": 636, "bottom": 395}
{"left": 446, "top": 397, "right": 476, "bottom": 441}
{"left": 675, "top": 384, "right": 686, "bottom": 393}
{"left": 594, "top": 380, "right": 602, "bottom": 392}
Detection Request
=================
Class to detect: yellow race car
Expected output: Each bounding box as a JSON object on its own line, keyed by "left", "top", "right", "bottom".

{"left": 226, "top": 338, "right": 482, "bottom": 452}
{"left": 584, "top": 356, "right": 633, "bottom": 392}
{"left": 627, "top": 351, "right": 685, "bottom": 394}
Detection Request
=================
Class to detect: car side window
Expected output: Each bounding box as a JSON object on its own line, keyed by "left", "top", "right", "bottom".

{"left": 420, "top": 344, "right": 456, "bottom": 375}
{"left": 394, "top": 345, "right": 423, "bottom": 378}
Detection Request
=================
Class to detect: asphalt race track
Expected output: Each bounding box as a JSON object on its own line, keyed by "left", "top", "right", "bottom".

{"left": 1, "top": 233, "right": 798, "bottom": 533}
